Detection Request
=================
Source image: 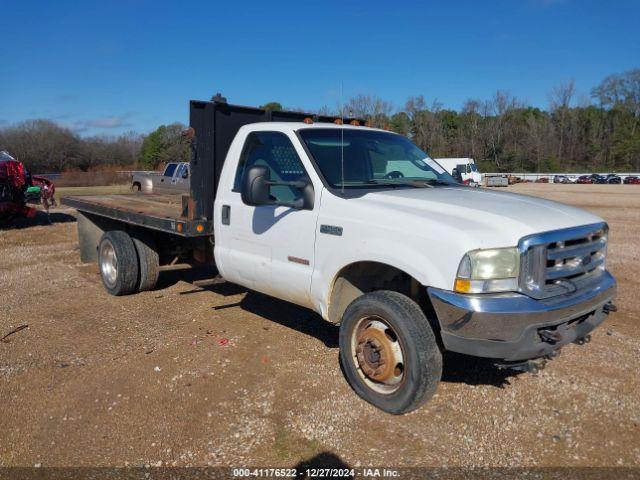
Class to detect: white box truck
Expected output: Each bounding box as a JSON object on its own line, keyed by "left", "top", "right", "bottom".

{"left": 434, "top": 158, "right": 482, "bottom": 186}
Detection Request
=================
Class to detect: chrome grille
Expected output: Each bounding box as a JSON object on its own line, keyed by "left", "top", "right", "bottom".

{"left": 519, "top": 223, "right": 608, "bottom": 299}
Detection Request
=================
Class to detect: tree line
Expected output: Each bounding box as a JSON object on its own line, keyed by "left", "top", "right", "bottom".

{"left": 0, "top": 119, "right": 143, "bottom": 173}
{"left": 1, "top": 68, "right": 638, "bottom": 174}
{"left": 339, "top": 68, "right": 639, "bottom": 173}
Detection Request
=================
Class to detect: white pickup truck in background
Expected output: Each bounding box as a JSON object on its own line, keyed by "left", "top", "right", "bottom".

{"left": 63, "top": 98, "right": 618, "bottom": 415}
{"left": 131, "top": 161, "right": 190, "bottom": 193}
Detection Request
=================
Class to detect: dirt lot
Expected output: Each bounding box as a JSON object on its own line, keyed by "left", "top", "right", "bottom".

{"left": 1, "top": 184, "right": 639, "bottom": 469}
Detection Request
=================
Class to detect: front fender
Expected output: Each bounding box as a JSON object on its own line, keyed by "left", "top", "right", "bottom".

{"left": 310, "top": 238, "right": 450, "bottom": 321}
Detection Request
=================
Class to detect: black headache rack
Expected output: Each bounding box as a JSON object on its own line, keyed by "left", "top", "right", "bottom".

{"left": 63, "top": 95, "right": 364, "bottom": 239}
{"left": 188, "top": 94, "right": 366, "bottom": 223}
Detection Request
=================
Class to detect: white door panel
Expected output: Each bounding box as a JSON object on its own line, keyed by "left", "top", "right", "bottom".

{"left": 215, "top": 130, "right": 318, "bottom": 308}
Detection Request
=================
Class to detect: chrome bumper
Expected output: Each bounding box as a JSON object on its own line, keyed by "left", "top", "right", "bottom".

{"left": 427, "top": 271, "right": 617, "bottom": 361}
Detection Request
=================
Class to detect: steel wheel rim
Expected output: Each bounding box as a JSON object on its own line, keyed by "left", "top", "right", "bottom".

{"left": 100, "top": 240, "right": 118, "bottom": 288}
{"left": 351, "top": 315, "right": 405, "bottom": 394}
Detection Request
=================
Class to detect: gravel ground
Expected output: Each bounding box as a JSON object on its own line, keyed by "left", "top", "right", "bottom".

{"left": 0, "top": 184, "right": 639, "bottom": 469}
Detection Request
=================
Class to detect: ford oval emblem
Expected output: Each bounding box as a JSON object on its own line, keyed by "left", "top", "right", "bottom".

{"left": 582, "top": 255, "right": 592, "bottom": 266}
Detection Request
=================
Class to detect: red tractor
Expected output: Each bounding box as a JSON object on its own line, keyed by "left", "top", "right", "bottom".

{"left": 0, "top": 151, "right": 56, "bottom": 221}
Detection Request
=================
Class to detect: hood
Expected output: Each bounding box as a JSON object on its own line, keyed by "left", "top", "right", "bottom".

{"left": 349, "top": 185, "right": 603, "bottom": 249}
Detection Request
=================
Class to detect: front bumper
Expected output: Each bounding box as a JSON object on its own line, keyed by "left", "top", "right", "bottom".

{"left": 427, "top": 271, "right": 617, "bottom": 361}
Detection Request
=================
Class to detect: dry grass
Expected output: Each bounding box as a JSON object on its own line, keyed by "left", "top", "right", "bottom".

{"left": 55, "top": 184, "right": 132, "bottom": 199}
{"left": 55, "top": 166, "right": 134, "bottom": 187}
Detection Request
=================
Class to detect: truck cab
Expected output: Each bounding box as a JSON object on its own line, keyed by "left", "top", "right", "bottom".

{"left": 131, "top": 161, "right": 190, "bottom": 193}
{"left": 434, "top": 157, "right": 482, "bottom": 186}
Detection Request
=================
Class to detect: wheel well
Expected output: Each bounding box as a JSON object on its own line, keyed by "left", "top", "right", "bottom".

{"left": 327, "top": 261, "right": 437, "bottom": 328}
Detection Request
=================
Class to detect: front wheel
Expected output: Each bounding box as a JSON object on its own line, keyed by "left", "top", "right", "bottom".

{"left": 339, "top": 290, "right": 442, "bottom": 414}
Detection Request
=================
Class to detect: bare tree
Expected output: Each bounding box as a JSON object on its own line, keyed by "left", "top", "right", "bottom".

{"left": 549, "top": 80, "right": 575, "bottom": 163}
{"left": 346, "top": 94, "right": 394, "bottom": 127}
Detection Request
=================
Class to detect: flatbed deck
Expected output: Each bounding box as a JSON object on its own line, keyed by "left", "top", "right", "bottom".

{"left": 62, "top": 193, "right": 212, "bottom": 237}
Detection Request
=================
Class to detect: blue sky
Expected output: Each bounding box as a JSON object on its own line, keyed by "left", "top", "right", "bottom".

{"left": 1, "top": 0, "right": 638, "bottom": 136}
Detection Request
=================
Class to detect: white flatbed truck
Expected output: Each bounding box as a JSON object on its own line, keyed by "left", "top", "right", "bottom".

{"left": 63, "top": 96, "right": 617, "bottom": 414}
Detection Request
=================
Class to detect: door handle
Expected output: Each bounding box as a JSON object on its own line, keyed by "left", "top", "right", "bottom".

{"left": 221, "top": 205, "right": 231, "bottom": 225}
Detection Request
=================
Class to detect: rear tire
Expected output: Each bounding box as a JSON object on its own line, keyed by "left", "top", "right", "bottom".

{"left": 132, "top": 231, "right": 160, "bottom": 292}
{"left": 339, "top": 290, "right": 442, "bottom": 414}
{"left": 98, "top": 231, "right": 139, "bottom": 296}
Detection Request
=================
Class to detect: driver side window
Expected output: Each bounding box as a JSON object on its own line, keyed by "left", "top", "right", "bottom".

{"left": 234, "top": 132, "right": 308, "bottom": 202}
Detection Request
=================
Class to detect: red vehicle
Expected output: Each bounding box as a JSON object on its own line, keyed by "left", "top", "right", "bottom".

{"left": 0, "top": 151, "right": 56, "bottom": 220}
{"left": 576, "top": 175, "right": 593, "bottom": 184}
{"left": 624, "top": 176, "right": 640, "bottom": 185}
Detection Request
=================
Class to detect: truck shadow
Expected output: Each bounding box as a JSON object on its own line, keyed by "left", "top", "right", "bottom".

{"left": 0, "top": 210, "right": 76, "bottom": 229}
{"left": 441, "top": 351, "right": 522, "bottom": 388}
{"left": 213, "top": 291, "right": 522, "bottom": 386}
{"left": 159, "top": 267, "right": 240, "bottom": 294}
{"left": 295, "top": 452, "right": 352, "bottom": 476}
{"left": 238, "top": 291, "right": 340, "bottom": 348}
{"left": 175, "top": 276, "right": 521, "bottom": 387}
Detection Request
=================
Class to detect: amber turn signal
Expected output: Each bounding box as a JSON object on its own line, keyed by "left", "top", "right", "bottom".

{"left": 454, "top": 278, "right": 471, "bottom": 293}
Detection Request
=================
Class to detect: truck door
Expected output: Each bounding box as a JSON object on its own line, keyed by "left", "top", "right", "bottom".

{"left": 456, "top": 163, "right": 470, "bottom": 184}
{"left": 215, "top": 131, "right": 318, "bottom": 308}
{"left": 156, "top": 163, "right": 177, "bottom": 193}
{"left": 172, "top": 163, "right": 189, "bottom": 192}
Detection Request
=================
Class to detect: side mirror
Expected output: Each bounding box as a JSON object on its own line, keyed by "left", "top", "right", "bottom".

{"left": 182, "top": 170, "right": 189, "bottom": 179}
{"left": 241, "top": 165, "right": 272, "bottom": 206}
{"left": 241, "top": 165, "right": 314, "bottom": 210}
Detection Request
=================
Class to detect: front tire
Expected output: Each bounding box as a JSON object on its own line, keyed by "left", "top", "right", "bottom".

{"left": 339, "top": 291, "right": 442, "bottom": 414}
{"left": 98, "top": 231, "right": 139, "bottom": 296}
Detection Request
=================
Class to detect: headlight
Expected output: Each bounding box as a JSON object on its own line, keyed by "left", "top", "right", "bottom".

{"left": 454, "top": 247, "right": 520, "bottom": 293}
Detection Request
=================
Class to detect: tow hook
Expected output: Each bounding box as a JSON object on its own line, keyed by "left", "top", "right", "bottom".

{"left": 495, "top": 357, "right": 547, "bottom": 373}
{"left": 539, "top": 329, "right": 562, "bottom": 344}
{"left": 603, "top": 302, "right": 618, "bottom": 314}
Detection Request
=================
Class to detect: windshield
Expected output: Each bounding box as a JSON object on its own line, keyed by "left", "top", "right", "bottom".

{"left": 470, "top": 163, "right": 478, "bottom": 172}
{"left": 299, "top": 128, "right": 455, "bottom": 188}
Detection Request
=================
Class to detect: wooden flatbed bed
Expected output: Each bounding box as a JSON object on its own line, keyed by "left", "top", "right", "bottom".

{"left": 62, "top": 193, "right": 213, "bottom": 237}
